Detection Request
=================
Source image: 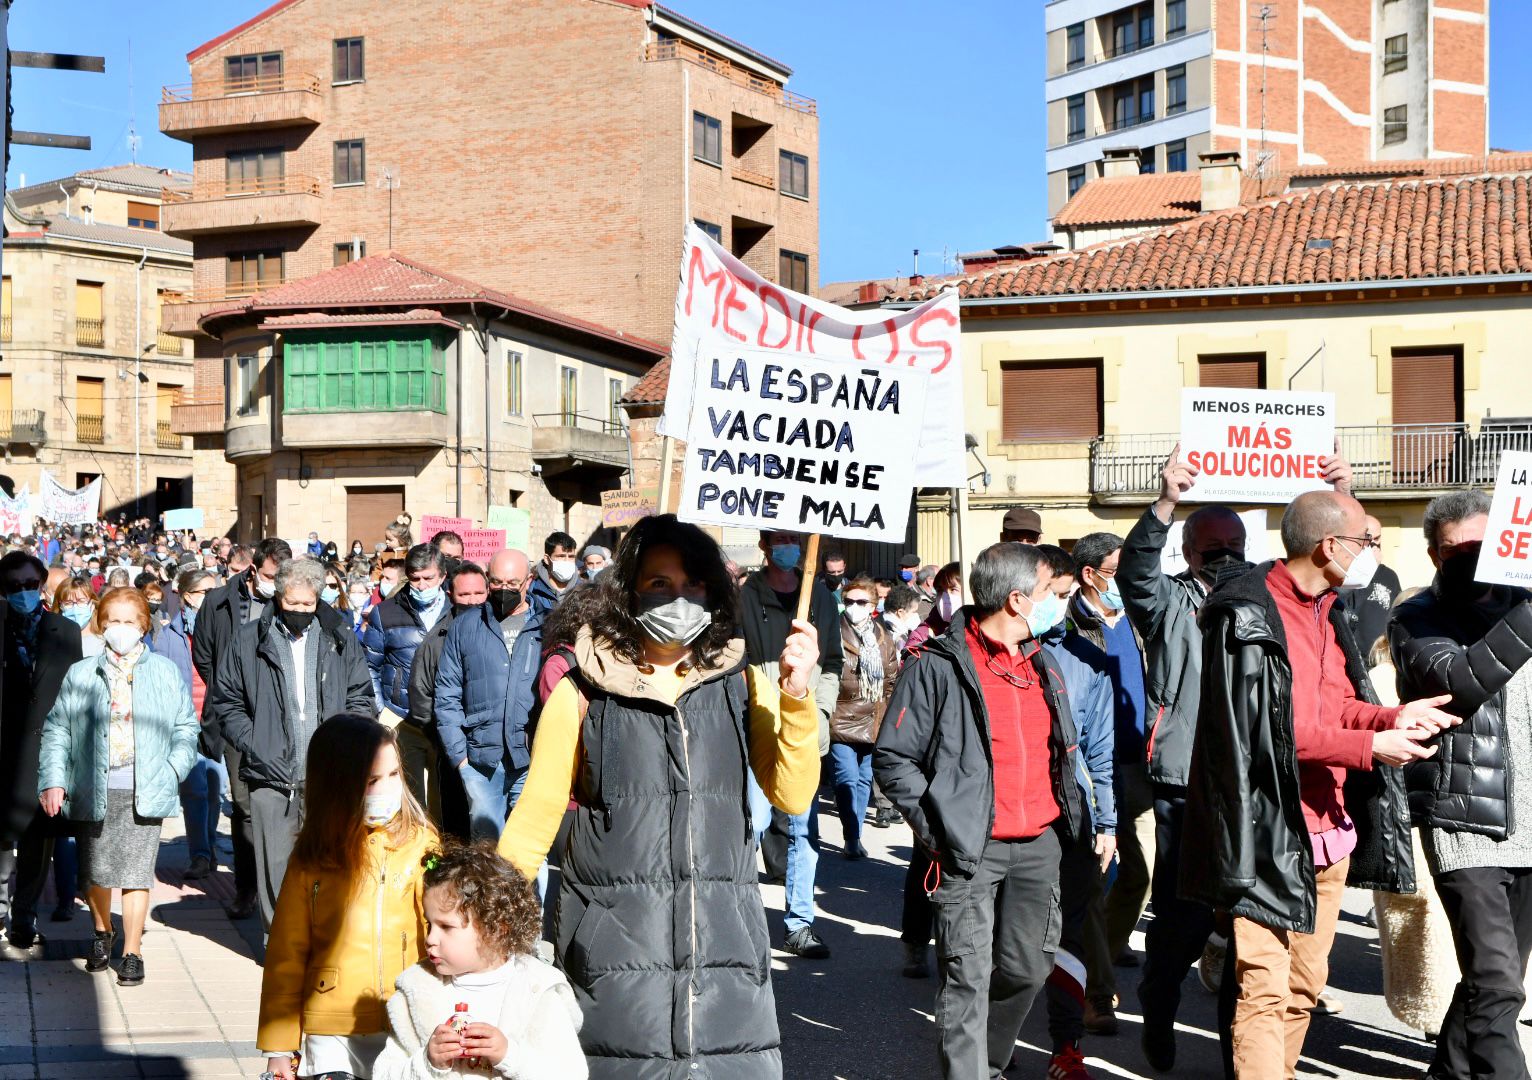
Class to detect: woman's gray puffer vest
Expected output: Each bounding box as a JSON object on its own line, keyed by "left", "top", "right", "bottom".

{"left": 556, "top": 634, "right": 780, "bottom": 1080}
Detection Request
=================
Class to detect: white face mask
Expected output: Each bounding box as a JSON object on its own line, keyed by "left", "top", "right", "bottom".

{"left": 846, "top": 603, "right": 871, "bottom": 626}
{"left": 364, "top": 779, "right": 404, "bottom": 827}
{"left": 103, "top": 625, "right": 142, "bottom": 655}
{"left": 255, "top": 576, "right": 276, "bottom": 599}
{"left": 1331, "top": 539, "right": 1379, "bottom": 592}
{"left": 550, "top": 558, "right": 578, "bottom": 584}
{"left": 937, "top": 592, "right": 958, "bottom": 621}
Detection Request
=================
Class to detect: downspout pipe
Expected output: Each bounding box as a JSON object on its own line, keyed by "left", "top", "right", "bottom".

{"left": 135, "top": 247, "right": 148, "bottom": 518}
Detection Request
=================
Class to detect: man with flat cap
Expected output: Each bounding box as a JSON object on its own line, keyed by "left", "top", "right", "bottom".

{"left": 1001, "top": 508, "right": 1043, "bottom": 544}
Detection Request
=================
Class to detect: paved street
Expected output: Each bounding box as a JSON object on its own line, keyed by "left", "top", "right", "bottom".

{"left": 2, "top": 793, "right": 1530, "bottom": 1079}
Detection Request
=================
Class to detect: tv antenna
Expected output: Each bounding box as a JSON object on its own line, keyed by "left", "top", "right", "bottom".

{"left": 377, "top": 166, "right": 401, "bottom": 247}
{"left": 1252, "top": 5, "right": 1277, "bottom": 183}
{"left": 126, "top": 40, "right": 140, "bottom": 164}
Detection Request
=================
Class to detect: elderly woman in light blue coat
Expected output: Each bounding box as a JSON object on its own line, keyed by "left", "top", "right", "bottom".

{"left": 38, "top": 586, "right": 198, "bottom": 987}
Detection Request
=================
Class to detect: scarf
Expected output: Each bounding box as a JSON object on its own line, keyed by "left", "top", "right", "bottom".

{"left": 104, "top": 642, "right": 146, "bottom": 770}
{"left": 849, "top": 615, "right": 884, "bottom": 703}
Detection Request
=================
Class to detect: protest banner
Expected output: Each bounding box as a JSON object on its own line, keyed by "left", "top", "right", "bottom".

{"left": 418, "top": 514, "right": 472, "bottom": 543}
{"left": 462, "top": 528, "right": 506, "bottom": 564}
{"left": 1474, "top": 451, "right": 1532, "bottom": 586}
{"left": 678, "top": 351, "right": 925, "bottom": 543}
{"left": 487, "top": 506, "right": 531, "bottom": 554}
{"left": 1161, "top": 509, "right": 1271, "bottom": 575}
{"left": 601, "top": 488, "right": 657, "bottom": 530}
{"left": 36, "top": 472, "right": 101, "bottom": 525}
{"left": 162, "top": 507, "right": 204, "bottom": 531}
{"left": 0, "top": 486, "right": 30, "bottom": 537}
{"left": 1179, "top": 388, "right": 1336, "bottom": 504}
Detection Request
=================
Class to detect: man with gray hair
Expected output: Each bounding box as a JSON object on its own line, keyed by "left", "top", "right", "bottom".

{"left": 1390, "top": 488, "right": 1532, "bottom": 1079}
{"left": 875, "top": 542, "right": 1083, "bottom": 1079}
{"left": 1185, "top": 490, "right": 1456, "bottom": 1078}
{"left": 209, "top": 557, "right": 375, "bottom": 928}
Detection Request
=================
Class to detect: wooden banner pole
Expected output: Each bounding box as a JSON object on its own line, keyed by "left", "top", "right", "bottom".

{"left": 795, "top": 534, "right": 821, "bottom": 623}
{"left": 657, "top": 435, "right": 676, "bottom": 515}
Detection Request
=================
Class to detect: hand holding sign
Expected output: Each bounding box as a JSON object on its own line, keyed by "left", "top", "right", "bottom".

{"left": 1154, "top": 442, "right": 1199, "bottom": 523}
{"left": 779, "top": 619, "right": 820, "bottom": 700}
{"left": 1319, "top": 437, "right": 1353, "bottom": 496}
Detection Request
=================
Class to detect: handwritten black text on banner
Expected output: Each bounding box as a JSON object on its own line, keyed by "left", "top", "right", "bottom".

{"left": 679, "top": 351, "right": 925, "bottom": 542}
{"left": 1179, "top": 388, "right": 1336, "bottom": 504}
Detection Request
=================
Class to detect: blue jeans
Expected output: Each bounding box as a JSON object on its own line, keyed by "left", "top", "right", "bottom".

{"left": 459, "top": 759, "right": 510, "bottom": 842}
{"left": 178, "top": 754, "right": 226, "bottom": 863}
{"left": 747, "top": 772, "right": 819, "bottom": 932}
{"left": 829, "top": 742, "right": 873, "bottom": 848}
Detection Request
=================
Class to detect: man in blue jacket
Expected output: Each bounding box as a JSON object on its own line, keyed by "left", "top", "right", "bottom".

{"left": 434, "top": 549, "right": 541, "bottom": 841}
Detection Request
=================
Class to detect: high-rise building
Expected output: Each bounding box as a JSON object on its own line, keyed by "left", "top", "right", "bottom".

{"left": 1043, "top": 0, "right": 1488, "bottom": 217}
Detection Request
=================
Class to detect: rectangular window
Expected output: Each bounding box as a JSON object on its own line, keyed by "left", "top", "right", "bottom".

{"left": 226, "top": 147, "right": 284, "bottom": 193}
{"left": 1167, "top": 0, "right": 1186, "bottom": 38}
{"left": 1166, "top": 139, "right": 1187, "bottom": 172}
{"left": 1, "top": 277, "right": 11, "bottom": 343}
{"left": 1000, "top": 361, "right": 1102, "bottom": 442}
{"left": 1138, "top": 3, "right": 1155, "bottom": 48}
{"left": 333, "top": 240, "right": 366, "bottom": 266}
{"left": 1384, "top": 105, "right": 1408, "bottom": 145}
{"left": 779, "top": 151, "right": 809, "bottom": 198}
{"left": 1198, "top": 353, "right": 1266, "bottom": 389}
{"left": 1391, "top": 349, "right": 1463, "bottom": 484}
{"left": 1167, "top": 64, "right": 1187, "bottom": 115}
{"left": 75, "top": 281, "right": 104, "bottom": 347}
{"left": 234, "top": 354, "right": 261, "bottom": 417}
{"left": 1139, "top": 76, "right": 1155, "bottom": 124}
{"left": 1067, "top": 165, "right": 1087, "bottom": 197}
{"left": 1066, "top": 22, "right": 1085, "bottom": 69}
{"left": 1113, "top": 9, "right": 1136, "bottom": 55}
{"left": 76, "top": 376, "right": 105, "bottom": 444}
{"left": 1067, "top": 94, "right": 1085, "bottom": 141}
{"left": 126, "top": 200, "right": 159, "bottom": 230}
{"left": 609, "top": 378, "right": 625, "bottom": 430}
{"left": 1384, "top": 34, "right": 1408, "bottom": 75}
{"left": 333, "top": 37, "right": 364, "bottom": 83}
{"left": 692, "top": 111, "right": 722, "bottom": 166}
{"left": 0, "top": 375, "right": 11, "bottom": 420}
{"left": 505, "top": 349, "right": 523, "bottom": 417}
{"left": 226, "top": 250, "right": 284, "bottom": 294}
{"left": 559, "top": 367, "right": 578, "bottom": 425}
{"left": 284, "top": 334, "right": 447, "bottom": 414}
{"left": 779, "top": 249, "right": 809, "bottom": 293}
{"left": 334, "top": 139, "right": 366, "bottom": 185}
{"left": 694, "top": 219, "right": 722, "bottom": 243}
{"left": 1141, "top": 147, "right": 1156, "bottom": 174}
{"left": 224, "top": 51, "right": 282, "bottom": 91}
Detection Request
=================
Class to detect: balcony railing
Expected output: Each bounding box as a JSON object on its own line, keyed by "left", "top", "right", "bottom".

{"left": 0, "top": 410, "right": 46, "bottom": 445}
{"left": 162, "top": 173, "right": 323, "bottom": 203}
{"left": 644, "top": 39, "right": 817, "bottom": 115}
{"left": 75, "top": 317, "right": 105, "bottom": 348}
{"left": 156, "top": 420, "right": 185, "bottom": 450}
{"left": 156, "top": 330, "right": 185, "bottom": 356}
{"left": 161, "top": 71, "right": 321, "bottom": 104}
{"left": 1089, "top": 422, "right": 1531, "bottom": 497}
{"left": 76, "top": 414, "right": 104, "bottom": 445}
{"left": 161, "top": 280, "right": 286, "bottom": 308}
{"left": 1, "top": 315, "right": 10, "bottom": 342}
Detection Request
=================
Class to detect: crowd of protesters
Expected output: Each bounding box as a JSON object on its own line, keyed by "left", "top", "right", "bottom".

{"left": 0, "top": 470, "right": 1528, "bottom": 1080}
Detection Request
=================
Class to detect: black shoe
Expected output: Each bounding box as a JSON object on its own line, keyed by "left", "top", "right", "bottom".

{"left": 901, "top": 942, "right": 930, "bottom": 979}
{"left": 6, "top": 928, "right": 43, "bottom": 951}
{"left": 184, "top": 855, "right": 214, "bottom": 880}
{"left": 1141, "top": 1016, "right": 1176, "bottom": 1073}
{"left": 1113, "top": 948, "right": 1140, "bottom": 968}
{"left": 843, "top": 841, "right": 867, "bottom": 861}
{"left": 782, "top": 926, "right": 830, "bottom": 959}
{"left": 873, "top": 808, "right": 902, "bottom": 828}
{"left": 226, "top": 890, "right": 258, "bottom": 921}
{"left": 86, "top": 930, "right": 115, "bottom": 972}
{"left": 50, "top": 905, "right": 75, "bottom": 923}
{"left": 117, "top": 953, "right": 144, "bottom": 986}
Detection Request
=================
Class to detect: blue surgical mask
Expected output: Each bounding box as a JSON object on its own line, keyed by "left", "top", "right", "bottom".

{"left": 1024, "top": 592, "right": 1065, "bottom": 639}
{"left": 409, "top": 584, "right": 442, "bottom": 608}
{"left": 62, "top": 603, "right": 93, "bottom": 627}
{"left": 321, "top": 586, "right": 340, "bottom": 606}
{"left": 6, "top": 589, "right": 41, "bottom": 616}
{"left": 900, "top": 569, "right": 915, "bottom": 583}
{"left": 1100, "top": 579, "right": 1123, "bottom": 611}
{"left": 768, "top": 543, "right": 802, "bottom": 571}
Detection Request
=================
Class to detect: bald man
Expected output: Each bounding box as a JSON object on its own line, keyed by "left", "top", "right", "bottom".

{"left": 434, "top": 548, "right": 545, "bottom": 841}
{"left": 1184, "top": 490, "right": 1458, "bottom": 1079}
{"left": 1341, "top": 513, "right": 1404, "bottom": 654}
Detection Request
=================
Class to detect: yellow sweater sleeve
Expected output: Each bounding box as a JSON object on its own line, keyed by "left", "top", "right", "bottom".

{"left": 745, "top": 666, "right": 819, "bottom": 816}
{"left": 497, "top": 679, "right": 582, "bottom": 879}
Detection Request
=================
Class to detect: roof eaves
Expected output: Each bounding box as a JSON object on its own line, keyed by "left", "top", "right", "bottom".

{"left": 187, "top": 0, "right": 306, "bottom": 62}
{"left": 651, "top": 4, "right": 792, "bottom": 79}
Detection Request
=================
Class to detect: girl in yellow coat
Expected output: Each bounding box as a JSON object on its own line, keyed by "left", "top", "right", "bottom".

{"left": 258, "top": 715, "right": 437, "bottom": 1080}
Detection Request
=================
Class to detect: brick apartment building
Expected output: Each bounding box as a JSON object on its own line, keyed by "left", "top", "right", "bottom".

{"left": 158, "top": 0, "right": 819, "bottom": 540}
{"left": 1043, "top": 0, "right": 1488, "bottom": 216}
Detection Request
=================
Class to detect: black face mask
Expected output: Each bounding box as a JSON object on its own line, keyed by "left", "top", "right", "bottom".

{"left": 822, "top": 572, "right": 844, "bottom": 591}
{"left": 451, "top": 600, "right": 480, "bottom": 617}
{"left": 277, "top": 607, "right": 316, "bottom": 636}
{"left": 488, "top": 587, "right": 522, "bottom": 621}
{"left": 1439, "top": 546, "right": 1491, "bottom": 601}
{"left": 1197, "top": 547, "right": 1250, "bottom": 587}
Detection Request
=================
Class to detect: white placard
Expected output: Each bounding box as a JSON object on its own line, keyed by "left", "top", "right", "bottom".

{"left": 35, "top": 472, "right": 101, "bottom": 525}
{"left": 1474, "top": 450, "right": 1532, "bottom": 586}
{"left": 662, "top": 223, "right": 965, "bottom": 489}
{"left": 1179, "top": 388, "right": 1336, "bottom": 504}
{"left": 678, "top": 350, "right": 925, "bottom": 542}
{"left": 1160, "top": 509, "right": 1271, "bottom": 575}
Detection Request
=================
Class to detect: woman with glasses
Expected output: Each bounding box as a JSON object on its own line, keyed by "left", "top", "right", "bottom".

{"left": 829, "top": 577, "right": 900, "bottom": 861}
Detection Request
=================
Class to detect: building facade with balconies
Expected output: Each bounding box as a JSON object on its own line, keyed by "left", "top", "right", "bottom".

{"left": 160, "top": 0, "right": 819, "bottom": 523}
{"left": 1, "top": 167, "right": 197, "bottom": 517}
{"left": 185, "top": 251, "right": 663, "bottom": 547}
{"left": 1043, "top": 0, "right": 1488, "bottom": 218}
{"left": 890, "top": 165, "right": 1532, "bottom": 588}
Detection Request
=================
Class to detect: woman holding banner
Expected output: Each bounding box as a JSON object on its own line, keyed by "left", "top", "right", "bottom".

{"left": 497, "top": 514, "right": 821, "bottom": 1079}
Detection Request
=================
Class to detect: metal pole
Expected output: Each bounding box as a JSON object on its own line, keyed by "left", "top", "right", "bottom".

{"left": 135, "top": 247, "right": 147, "bottom": 517}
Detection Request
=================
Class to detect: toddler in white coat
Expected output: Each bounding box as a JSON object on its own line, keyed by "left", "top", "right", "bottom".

{"left": 373, "top": 840, "right": 585, "bottom": 1080}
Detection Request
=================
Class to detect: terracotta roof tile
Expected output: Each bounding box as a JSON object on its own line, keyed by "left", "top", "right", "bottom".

{"left": 894, "top": 175, "right": 1532, "bottom": 302}
{"left": 624, "top": 356, "right": 671, "bottom": 405}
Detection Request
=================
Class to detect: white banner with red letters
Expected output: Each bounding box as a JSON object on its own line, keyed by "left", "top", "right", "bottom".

{"left": 1475, "top": 451, "right": 1532, "bottom": 586}
{"left": 1179, "top": 388, "right": 1336, "bottom": 504}
{"left": 36, "top": 472, "right": 101, "bottom": 525}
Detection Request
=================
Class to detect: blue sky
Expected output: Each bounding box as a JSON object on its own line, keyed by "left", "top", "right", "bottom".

{"left": 8, "top": 0, "right": 1529, "bottom": 284}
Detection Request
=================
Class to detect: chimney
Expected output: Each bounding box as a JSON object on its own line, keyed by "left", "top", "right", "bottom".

{"left": 1101, "top": 146, "right": 1141, "bottom": 179}
{"left": 1199, "top": 150, "right": 1243, "bottom": 212}
{"left": 857, "top": 282, "right": 880, "bottom": 304}
{"left": 909, "top": 273, "right": 924, "bottom": 286}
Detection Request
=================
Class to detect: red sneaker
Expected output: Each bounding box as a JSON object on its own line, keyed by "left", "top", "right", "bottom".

{"left": 1047, "top": 1044, "right": 1092, "bottom": 1080}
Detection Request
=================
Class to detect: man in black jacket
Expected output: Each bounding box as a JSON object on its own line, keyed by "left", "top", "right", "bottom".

{"left": 191, "top": 536, "right": 290, "bottom": 919}
{"left": 1390, "top": 489, "right": 1532, "bottom": 1080}
{"left": 1187, "top": 491, "right": 1451, "bottom": 1078}
{"left": 207, "top": 557, "right": 374, "bottom": 930}
{"left": 0, "top": 552, "right": 82, "bottom": 950}
{"left": 876, "top": 542, "right": 1082, "bottom": 1080}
